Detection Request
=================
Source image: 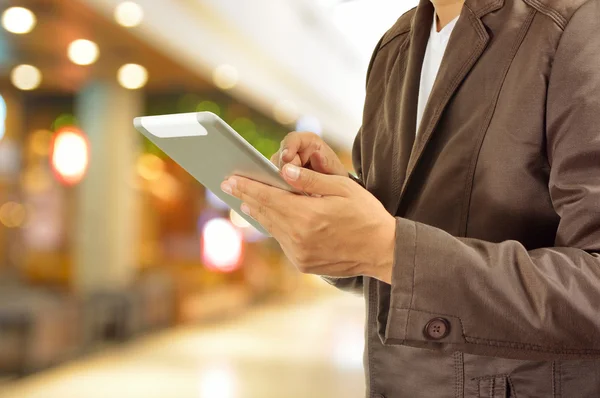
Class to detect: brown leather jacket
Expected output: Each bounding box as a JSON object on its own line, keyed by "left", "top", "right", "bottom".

{"left": 329, "top": 0, "right": 600, "bottom": 396}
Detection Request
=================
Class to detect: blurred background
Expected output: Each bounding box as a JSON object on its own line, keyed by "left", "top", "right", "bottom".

{"left": 0, "top": 0, "right": 418, "bottom": 397}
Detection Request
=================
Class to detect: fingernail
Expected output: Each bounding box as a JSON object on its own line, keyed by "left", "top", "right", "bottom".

{"left": 228, "top": 178, "right": 237, "bottom": 189}
{"left": 241, "top": 203, "right": 250, "bottom": 215}
{"left": 281, "top": 149, "right": 288, "bottom": 159}
{"left": 221, "top": 182, "right": 232, "bottom": 195}
{"left": 284, "top": 164, "right": 300, "bottom": 180}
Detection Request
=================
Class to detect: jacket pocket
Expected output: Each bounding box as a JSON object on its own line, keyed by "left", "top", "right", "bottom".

{"left": 475, "top": 375, "right": 511, "bottom": 398}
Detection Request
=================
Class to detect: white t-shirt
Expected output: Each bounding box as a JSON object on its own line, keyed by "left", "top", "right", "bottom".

{"left": 416, "top": 14, "right": 460, "bottom": 135}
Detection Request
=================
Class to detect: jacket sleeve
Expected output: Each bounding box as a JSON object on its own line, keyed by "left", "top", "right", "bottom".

{"left": 322, "top": 35, "right": 386, "bottom": 295}
{"left": 378, "top": 0, "right": 600, "bottom": 360}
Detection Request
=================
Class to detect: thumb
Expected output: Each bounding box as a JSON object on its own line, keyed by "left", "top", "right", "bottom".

{"left": 281, "top": 164, "right": 350, "bottom": 197}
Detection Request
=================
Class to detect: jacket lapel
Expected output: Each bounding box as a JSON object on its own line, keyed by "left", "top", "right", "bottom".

{"left": 396, "top": 0, "right": 505, "bottom": 205}
{"left": 386, "top": 1, "right": 431, "bottom": 214}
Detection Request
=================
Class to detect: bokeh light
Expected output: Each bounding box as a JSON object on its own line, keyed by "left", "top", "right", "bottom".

{"left": 296, "top": 115, "right": 322, "bottom": 136}
{"left": 196, "top": 101, "right": 221, "bottom": 115}
{"left": 0, "top": 201, "right": 27, "bottom": 228}
{"left": 29, "top": 130, "right": 53, "bottom": 156}
{"left": 50, "top": 127, "right": 90, "bottom": 185}
{"left": 117, "top": 63, "right": 148, "bottom": 89}
{"left": 68, "top": 39, "right": 100, "bottom": 66}
{"left": 137, "top": 153, "right": 165, "bottom": 181}
{"left": 2, "top": 7, "right": 36, "bottom": 34}
{"left": 202, "top": 218, "right": 243, "bottom": 273}
{"left": 51, "top": 113, "right": 79, "bottom": 131}
{"left": 114, "top": 1, "right": 144, "bottom": 27}
{"left": 150, "top": 172, "right": 180, "bottom": 202}
{"left": 11, "top": 64, "right": 42, "bottom": 91}
{"left": 273, "top": 100, "right": 299, "bottom": 125}
{"left": 213, "top": 65, "right": 239, "bottom": 90}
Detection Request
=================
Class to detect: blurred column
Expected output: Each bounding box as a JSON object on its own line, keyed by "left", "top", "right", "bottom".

{"left": 74, "top": 81, "right": 142, "bottom": 292}
{"left": 0, "top": 89, "right": 25, "bottom": 272}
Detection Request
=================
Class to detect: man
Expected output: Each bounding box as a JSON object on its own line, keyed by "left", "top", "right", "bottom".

{"left": 221, "top": 0, "right": 600, "bottom": 396}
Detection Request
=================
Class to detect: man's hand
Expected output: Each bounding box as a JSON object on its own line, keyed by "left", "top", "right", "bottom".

{"left": 221, "top": 164, "right": 395, "bottom": 284}
{"left": 270, "top": 132, "right": 348, "bottom": 177}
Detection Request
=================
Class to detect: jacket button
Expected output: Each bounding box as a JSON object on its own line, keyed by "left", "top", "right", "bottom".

{"left": 424, "top": 318, "right": 450, "bottom": 340}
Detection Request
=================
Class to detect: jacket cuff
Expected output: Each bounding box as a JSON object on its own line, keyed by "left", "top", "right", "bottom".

{"left": 379, "top": 218, "right": 465, "bottom": 346}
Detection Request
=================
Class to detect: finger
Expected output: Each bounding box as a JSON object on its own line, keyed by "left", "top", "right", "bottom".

{"left": 281, "top": 164, "right": 351, "bottom": 197}
{"left": 238, "top": 197, "right": 279, "bottom": 236}
{"left": 280, "top": 132, "right": 321, "bottom": 165}
{"left": 270, "top": 151, "right": 302, "bottom": 170}
{"left": 309, "top": 151, "right": 328, "bottom": 171}
{"left": 222, "top": 176, "right": 292, "bottom": 214}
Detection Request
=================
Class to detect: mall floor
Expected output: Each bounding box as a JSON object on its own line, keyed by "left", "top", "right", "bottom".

{"left": 0, "top": 288, "right": 366, "bottom": 398}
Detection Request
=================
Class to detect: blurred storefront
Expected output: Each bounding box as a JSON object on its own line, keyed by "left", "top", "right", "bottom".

{"left": 0, "top": 0, "right": 357, "bottom": 377}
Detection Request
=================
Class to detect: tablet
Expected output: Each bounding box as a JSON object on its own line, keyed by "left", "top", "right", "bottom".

{"left": 133, "top": 111, "right": 298, "bottom": 236}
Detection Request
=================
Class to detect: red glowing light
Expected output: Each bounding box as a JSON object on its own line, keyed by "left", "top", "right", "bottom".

{"left": 50, "top": 127, "right": 90, "bottom": 186}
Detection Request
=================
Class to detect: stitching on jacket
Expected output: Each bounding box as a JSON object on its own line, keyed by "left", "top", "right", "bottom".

{"left": 475, "top": 0, "right": 505, "bottom": 17}
{"left": 454, "top": 351, "right": 464, "bottom": 398}
{"left": 507, "top": 376, "right": 518, "bottom": 398}
{"left": 464, "top": 335, "right": 600, "bottom": 355}
{"left": 558, "top": 361, "right": 562, "bottom": 398}
{"left": 472, "top": 374, "right": 510, "bottom": 381}
{"left": 552, "top": 361, "right": 556, "bottom": 397}
{"left": 403, "top": 221, "right": 418, "bottom": 340}
{"left": 523, "top": 0, "right": 567, "bottom": 29}
{"left": 461, "top": 8, "right": 536, "bottom": 236}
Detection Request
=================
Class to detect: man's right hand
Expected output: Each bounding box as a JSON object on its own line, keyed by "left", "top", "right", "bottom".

{"left": 270, "top": 132, "right": 348, "bottom": 177}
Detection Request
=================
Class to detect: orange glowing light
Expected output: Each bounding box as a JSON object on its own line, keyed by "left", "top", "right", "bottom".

{"left": 50, "top": 127, "right": 90, "bottom": 185}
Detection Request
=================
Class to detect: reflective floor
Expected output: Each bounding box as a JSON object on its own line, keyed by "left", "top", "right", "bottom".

{"left": 0, "top": 290, "right": 366, "bottom": 398}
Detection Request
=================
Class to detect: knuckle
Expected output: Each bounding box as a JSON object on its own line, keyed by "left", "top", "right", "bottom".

{"left": 289, "top": 229, "right": 303, "bottom": 244}
{"left": 256, "top": 190, "right": 270, "bottom": 206}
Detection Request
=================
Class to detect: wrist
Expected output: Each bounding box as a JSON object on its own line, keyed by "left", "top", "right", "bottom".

{"left": 368, "top": 215, "right": 396, "bottom": 284}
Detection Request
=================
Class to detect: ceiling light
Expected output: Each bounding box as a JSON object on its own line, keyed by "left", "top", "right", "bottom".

{"left": 115, "top": 1, "right": 144, "bottom": 28}
{"left": 11, "top": 64, "right": 42, "bottom": 91}
{"left": 213, "top": 65, "right": 239, "bottom": 90}
{"left": 2, "top": 7, "right": 36, "bottom": 34}
{"left": 68, "top": 39, "right": 100, "bottom": 66}
{"left": 117, "top": 63, "right": 148, "bottom": 89}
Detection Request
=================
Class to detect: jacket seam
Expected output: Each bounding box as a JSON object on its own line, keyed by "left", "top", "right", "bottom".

{"left": 523, "top": 0, "right": 567, "bottom": 29}
{"left": 461, "top": 8, "right": 536, "bottom": 236}
{"left": 465, "top": 335, "right": 600, "bottom": 355}
{"left": 403, "top": 221, "right": 418, "bottom": 341}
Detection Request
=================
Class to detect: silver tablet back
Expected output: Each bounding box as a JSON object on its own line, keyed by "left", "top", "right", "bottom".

{"left": 134, "top": 112, "right": 296, "bottom": 236}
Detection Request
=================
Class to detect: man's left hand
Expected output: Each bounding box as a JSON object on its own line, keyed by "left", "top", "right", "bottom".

{"left": 221, "top": 164, "right": 395, "bottom": 284}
